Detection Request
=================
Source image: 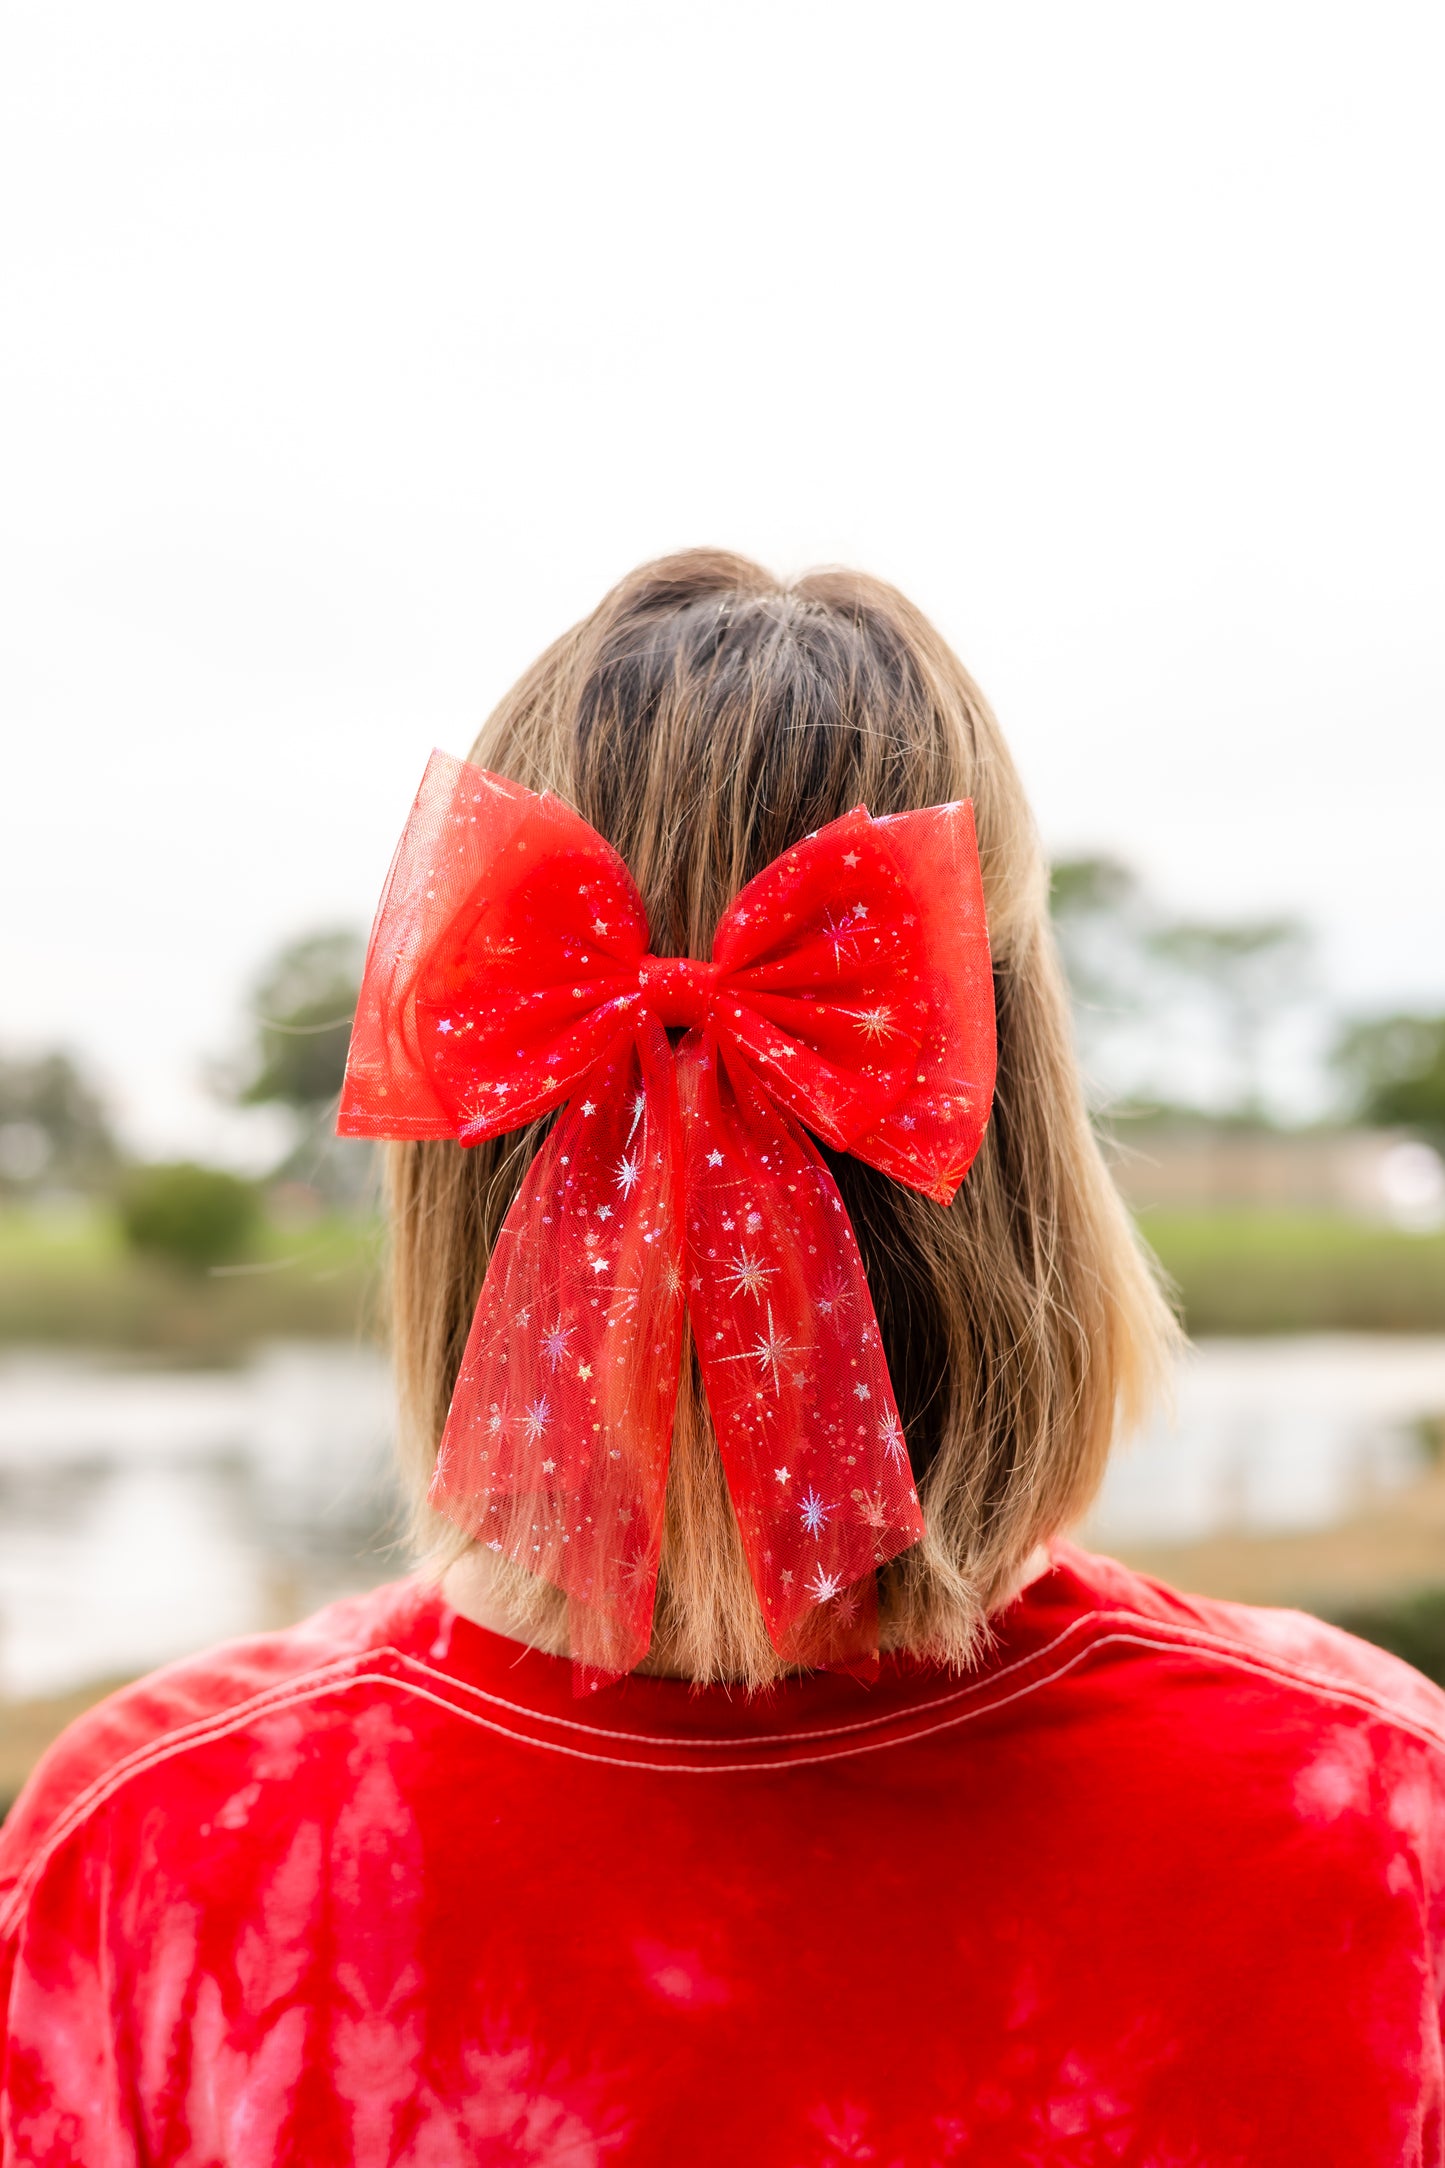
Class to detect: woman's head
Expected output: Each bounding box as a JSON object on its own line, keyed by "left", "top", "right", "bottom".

{"left": 388, "top": 549, "right": 1177, "bottom": 1684}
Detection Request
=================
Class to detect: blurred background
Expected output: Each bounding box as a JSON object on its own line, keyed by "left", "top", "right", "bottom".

{"left": 1, "top": 3, "right": 1442, "bottom": 1805}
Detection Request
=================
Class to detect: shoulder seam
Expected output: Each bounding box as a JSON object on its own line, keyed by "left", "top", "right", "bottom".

{"left": 406, "top": 1609, "right": 1445, "bottom": 1754}
{"left": 3, "top": 1611, "right": 1440, "bottom": 1942}
{"left": 0, "top": 1647, "right": 387, "bottom": 1940}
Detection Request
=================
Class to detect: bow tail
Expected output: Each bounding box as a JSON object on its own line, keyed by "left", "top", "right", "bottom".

{"left": 675, "top": 1035, "right": 926, "bottom": 1672}
{"left": 429, "top": 1018, "right": 685, "bottom": 1677}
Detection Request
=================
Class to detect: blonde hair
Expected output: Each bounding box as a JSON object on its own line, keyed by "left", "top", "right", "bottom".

{"left": 387, "top": 550, "right": 1177, "bottom": 1685}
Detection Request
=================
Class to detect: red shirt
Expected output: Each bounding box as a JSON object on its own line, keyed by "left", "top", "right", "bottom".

{"left": 2, "top": 1542, "right": 1443, "bottom": 2166}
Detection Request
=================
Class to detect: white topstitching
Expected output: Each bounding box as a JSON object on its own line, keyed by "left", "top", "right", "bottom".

{"left": 3, "top": 1608, "right": 1444, "bottom": 1942}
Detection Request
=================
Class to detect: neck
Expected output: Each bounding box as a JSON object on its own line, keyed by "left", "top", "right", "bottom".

{"left": 439, "top": 1542, "right": 1056, "bottom": 1679}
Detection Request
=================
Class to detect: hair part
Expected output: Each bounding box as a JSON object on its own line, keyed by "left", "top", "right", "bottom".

{"left": 386, "top": 549, "right": 1179, "bottom": 1686}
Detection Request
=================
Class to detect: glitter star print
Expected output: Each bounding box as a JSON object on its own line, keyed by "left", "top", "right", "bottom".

{"left": 339, "top": 753, "right": 996, "bottom": 1676}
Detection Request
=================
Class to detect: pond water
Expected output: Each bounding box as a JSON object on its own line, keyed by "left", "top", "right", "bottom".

{"left": 0, "top": 1336, "right": 1442, "bottom": 1698}
{"left": 0, "top": 1346, "right": 398, "bottom": 1698}
{"left": 1086, "top": 1336, "right": 1445, "bottom": 1547}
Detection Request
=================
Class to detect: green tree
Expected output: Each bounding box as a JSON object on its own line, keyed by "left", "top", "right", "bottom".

{"left": 1049, "top": 856, "right": 1146, "bottom": 1007}
{"left": 1146, "top": 916, "right": 1312, "bottom": 1119}
{"left": 1048, "top": 861, "right": 1319, "bottom": 1120}
{"left": 1334, "top": 1014, "right": 1445, "bottom": 1145}
{"left": 240, "top": 930, "right": 365, "bottom": 1113}
{"left": 0, "top": 1051, "right": 120, "bottom": 1196}
{"left": 118, "top": 1162, "right": 261, "bottom": 1272}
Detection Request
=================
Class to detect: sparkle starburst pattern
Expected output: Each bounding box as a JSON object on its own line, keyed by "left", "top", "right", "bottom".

{"left": 846, "top": 1004, "right": 899, "bottom": 1042}
{"left": 521, "top": 1397, "right": 552, "bottom": 1444}
{"left": 815, "top": 1268, "right": 856, "bottom": 1322}
{"left": 822, "top": 908, "right": 861, "bottom": 968}
{"left": 539, "top": 1321, "right": 573, "bottom": 1369}
{"left": 721, "top": 1249, "right": 776, "bottom": 1303}
{"left": 879, "top": 1409, "right": 908, "bottom": 1461}
{"left": 720, "top": 1303, "right": 803, "bottom": 1395}
{"left": 616, "top": 1545, "right": 653, "bottom": 1591}
{"left": 615, "top": 1152, "right": 642, "bottom": 1196}
{"left": 798, "top": 1488, "right": 833, "bottom": 1536}
{"left": 806, "top": 1564, "right": 845, "bottom": 1605}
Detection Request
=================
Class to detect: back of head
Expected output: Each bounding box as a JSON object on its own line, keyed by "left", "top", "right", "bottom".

{"left": 388, "top": 549, "right": 1176, "bottom": 1684}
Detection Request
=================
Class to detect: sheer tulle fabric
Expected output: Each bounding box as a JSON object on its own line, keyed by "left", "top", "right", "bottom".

{"left": 339, "top": 754, "right": 995, "bottom": 1674}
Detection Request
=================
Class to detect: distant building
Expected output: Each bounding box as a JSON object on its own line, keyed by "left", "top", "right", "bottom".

{"left": 1105, "top": 1123, "right": 1445, "bottom": 1230}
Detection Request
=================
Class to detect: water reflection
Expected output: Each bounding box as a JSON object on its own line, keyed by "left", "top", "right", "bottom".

{"left": 0, "top": 1336, "right": 1443, "bottom": 1697}
{"left": 1087, "top": 1335, "right": 1445, "bottom": 1547}
{"left": 0, "top": 1346, "right": 398, "bottom": 1698}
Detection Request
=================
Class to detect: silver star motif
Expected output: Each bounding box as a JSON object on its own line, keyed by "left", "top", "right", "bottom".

{"left": 722, "top": 1249, "right": 776, "bottom": 1303}
{"left": 822, "top": 908, "right": 861, "bottom": 967}
{"left": 718, "top": 1303, "right": 804, "bottom": 1395}
{"left": 815, "top": 1269, "right": 856, "bottom": 1322}
{"left": 806, "top": 1564, "right": 845, "bottom": 1605}
{"left": 540, "top": 1322, "right": 573, "bottom": 1369}
{"left": 798, "top": 1487, "right": 833, "bottom": 1536}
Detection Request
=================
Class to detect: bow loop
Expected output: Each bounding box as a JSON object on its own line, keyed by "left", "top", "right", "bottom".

{"left": 699, "top": 809, "right": 935, "bottom": 1152}
{"left": 339, "top": 751, "right": 996, "bottom": 1679}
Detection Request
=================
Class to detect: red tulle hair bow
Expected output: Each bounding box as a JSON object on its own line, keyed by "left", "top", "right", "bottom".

{"left": 339, "top": 753, "right": 996, "bottom": 1678}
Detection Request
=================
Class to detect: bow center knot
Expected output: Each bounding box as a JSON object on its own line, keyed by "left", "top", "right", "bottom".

{"left": 637, "top": 953, "right": 718, "bottom": 1030}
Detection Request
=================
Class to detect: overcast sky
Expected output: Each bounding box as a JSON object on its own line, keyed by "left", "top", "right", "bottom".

{"left": 2, "top": 2, "right": 1441, "bottom": 1163}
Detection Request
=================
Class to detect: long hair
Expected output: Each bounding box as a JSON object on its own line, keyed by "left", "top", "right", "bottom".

{"left": 386, "top": 550, "right": 1177, "bottom": 1685}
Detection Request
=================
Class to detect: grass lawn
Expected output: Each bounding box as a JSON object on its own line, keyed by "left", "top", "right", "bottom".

{"left": 1138, "top": 1210, "right": 1445, "bottom": 1335}
{"left": 0, "top": 1207, "right": 383, "bottom": 1362}
{"left": 4, "top": 1204, "right": 1445, "bottom": 1355}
